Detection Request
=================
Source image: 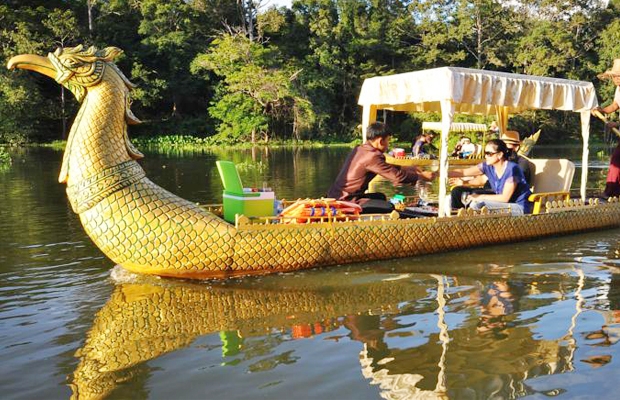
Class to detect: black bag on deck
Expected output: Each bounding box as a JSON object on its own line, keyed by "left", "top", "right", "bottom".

{"left": 358, "top": 198, "right": 394, "bottom": 214}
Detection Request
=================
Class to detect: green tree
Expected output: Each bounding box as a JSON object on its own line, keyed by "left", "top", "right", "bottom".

{"left": 451, "top": 0, "right": 520, "bottom": 69}
{"left": 0, "top": 4, "right": 81, "bottom": 143}
{"left": 511, "top": 0, "right": 605, "bottom": 79}
{"left": 43, "top": 8, "right": 80, "bottom": 138}
{"left": 409, "top": 0, "right": 467, "bottom": 67}
{"left": 513, "top": 21, "right": 578, "bottom": 76}
{"left": 192, "top": 32, "right": 312, "bottom": 142}
{"left": 410, "top": 0, "right": 521, "bottom": 69}
{"left": 93, "top": 0, "right": 240, "bottom": 134}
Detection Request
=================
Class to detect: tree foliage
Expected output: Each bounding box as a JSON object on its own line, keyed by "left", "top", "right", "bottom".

{"left": 1, "top": 0, "right": 619, "bottom": 144}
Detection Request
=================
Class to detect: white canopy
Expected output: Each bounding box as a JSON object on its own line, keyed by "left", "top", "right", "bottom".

{"left": 422, "top": 121, "right": 487, "bottom": 133}
{"left": 358, "top": 67, "right": 599, "bottom": 216}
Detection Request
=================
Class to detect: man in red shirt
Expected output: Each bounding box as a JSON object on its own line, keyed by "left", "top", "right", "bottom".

{"left": 328, "top": 122, "right": 435, "bottom": 212}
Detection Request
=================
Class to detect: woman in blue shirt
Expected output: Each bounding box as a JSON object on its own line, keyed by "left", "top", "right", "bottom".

{"left": 448, "top": 139, "right": 532, "bottom": 215}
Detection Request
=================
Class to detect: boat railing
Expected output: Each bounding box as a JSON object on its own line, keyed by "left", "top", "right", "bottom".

{"left": 235, "top": 211, "right": 405, "bottom": 228}
{"left": 198, "top": 196, "right": 612, "bottom": 230}
{"left": 198, "top": 203, "right": 407, "bottom": 226}
{"left": 543, "top": 197, "right": 604, "bottom": 213}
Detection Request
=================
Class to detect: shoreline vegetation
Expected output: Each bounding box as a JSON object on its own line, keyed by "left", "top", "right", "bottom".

{"left": 27, "top": 134, "right": 609, "bottom": 155}
{"left": 2, "top": 1, "right": 619, "bottom": 148}
{"left": 37, "top": 135, "right": 360, "bottom": 153}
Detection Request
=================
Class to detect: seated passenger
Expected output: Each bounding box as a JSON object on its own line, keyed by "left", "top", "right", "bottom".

{"left": 328, "top": 122, "right": 435, "bottom": 213}
{"left": 412, "top": 132, "right": 437, "bottom": 159}
{"left": 448, "top": 139, "right": 532, "bottom": 215}
{"left": 459, "top": 137, "right": 477, "bottom": 158}
{"left": 450, "top": 130, "right": 534, "bottom": 210}
{"left": 450, "top": 138, "right": 464, "bottom": 157}
{"left": 489, "top": 121, "right": 500, "bottom": 136}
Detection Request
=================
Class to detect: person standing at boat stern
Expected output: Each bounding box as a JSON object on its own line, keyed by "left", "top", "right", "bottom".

{"left": 328, "top": 122, "right": 435, "bottom": 213}
{"left": 449, "top": 139, "right": 532, "bottom": 215}
{"left": 593, "top": 59, "right": 620, "bottom": 198}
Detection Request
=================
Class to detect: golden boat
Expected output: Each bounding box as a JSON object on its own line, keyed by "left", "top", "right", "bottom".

{"left": 7, "top": 46, "right": 620, "bottom": 280}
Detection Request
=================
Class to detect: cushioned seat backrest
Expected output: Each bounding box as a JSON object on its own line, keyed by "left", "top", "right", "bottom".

{"left": 216, "top": 160, "right": 244, "bottom": 194}
{"left": 529, "top": 158, "right": 575, "bottom": 193}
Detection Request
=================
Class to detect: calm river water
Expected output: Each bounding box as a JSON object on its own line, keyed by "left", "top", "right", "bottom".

{"left": 2, "top": 146, "right": 620, "bottom": 399}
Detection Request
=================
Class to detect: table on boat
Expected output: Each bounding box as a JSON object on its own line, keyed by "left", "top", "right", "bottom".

{"left": 400, "top": 205, "right": 439, "bottom": 218}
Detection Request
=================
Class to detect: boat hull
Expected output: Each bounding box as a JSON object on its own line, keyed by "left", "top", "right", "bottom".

{"left": 119, "top": 201, "right": 620, "bottom": 279}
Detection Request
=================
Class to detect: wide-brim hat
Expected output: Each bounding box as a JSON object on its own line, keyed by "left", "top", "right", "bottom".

{"left": 598, "top": 59, "right": 620, "bottom": 79}
{"left": 500, "top": 130, "right": 520, "bottom": 145}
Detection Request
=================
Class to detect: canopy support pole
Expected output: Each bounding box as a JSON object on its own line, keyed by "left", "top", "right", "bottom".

{"left": 494, "top": 106, "right": 509, "bottom": 134}
{"left": 438, "top": 101, "right": 455, "bottom": 217}
{"left": 580, "top": 111, "right": 590, "bottom": 201}
{"left": 361, "top": 105, "right": 377, "bottom": 143}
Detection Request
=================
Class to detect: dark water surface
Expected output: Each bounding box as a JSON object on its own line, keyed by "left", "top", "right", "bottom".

{"left": 2, "top": 147, "right": 620, "bottom": 399}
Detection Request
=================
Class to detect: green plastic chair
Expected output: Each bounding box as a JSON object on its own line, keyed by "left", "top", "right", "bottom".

{"left": 216, "top": 161, "right": 259, "bottom": 197}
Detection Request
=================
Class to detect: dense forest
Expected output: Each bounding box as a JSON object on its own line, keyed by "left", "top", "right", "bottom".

{"left": 1, "top": 0, "right": 620, "bottom": 146}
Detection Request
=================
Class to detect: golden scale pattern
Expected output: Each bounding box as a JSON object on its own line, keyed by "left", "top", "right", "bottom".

{"left": 229, "top": 200, "right": 620, "bottom": 275}
{"left": 15, "top": 45, "right": 620, "bottom": 280}
{"left": 69, "top": 280, "right": 431, "bottom": 399}
{"left": 71, "top": 276, "right": 578, "bottom": 399}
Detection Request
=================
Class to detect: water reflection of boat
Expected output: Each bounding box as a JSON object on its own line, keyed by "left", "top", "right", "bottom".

{"left": 71, "top": 269, "right": 593, "bottom": 399}
{"left": 9, "top": 48, "right": 620, "bottom": 280}
{"left": 69, "top": 274, "right": 429, "bottom": 399}
{"left": 356, "top": 273, "right": 585, "bottom": 399}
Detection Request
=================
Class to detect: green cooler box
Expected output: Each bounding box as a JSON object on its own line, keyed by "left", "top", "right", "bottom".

{"left": 222, "top": 190, "right": 274, "bottom": 223}
{"left": 216, "top": 160, "right": 275, "bottom": 223}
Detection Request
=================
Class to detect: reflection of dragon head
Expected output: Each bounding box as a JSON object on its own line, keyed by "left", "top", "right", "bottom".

{"left": 69, "top": 277, "right": 426, "bottom": 399}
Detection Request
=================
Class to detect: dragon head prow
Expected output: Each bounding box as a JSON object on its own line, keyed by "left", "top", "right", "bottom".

{"left": 8, "top": 45, "right": 141, "bottom": 123}
{"left": 8, "top": 45, "right": 144, "bottom": 183}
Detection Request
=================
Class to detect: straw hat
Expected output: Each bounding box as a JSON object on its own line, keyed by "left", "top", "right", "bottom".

{"left": 500, "top": 130, "right": 520, "bottom": 145}
{"left": 598, "top": 59, "right": 620, "bottom": 79}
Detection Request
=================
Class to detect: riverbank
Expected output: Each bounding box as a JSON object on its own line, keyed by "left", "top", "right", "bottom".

{"left": 34, "top": 135, "right": 359, "bottom": 154}
{"left": 4, "top": 133, "right": 611, "bottom": 160}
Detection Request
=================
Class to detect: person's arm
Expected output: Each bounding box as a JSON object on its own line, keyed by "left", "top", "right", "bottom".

{"left": 596, "top": 102, "right": 620, "bottom": 115}
{"left": 594, "top": 102, "right": 620, "bottom": 129}
{"left": 368, "top": 154, "right": 433, "bottom": 185}
{"left": 448, "top": 164, "right": 483, "bottom": 178}
{"left": 593, "top": 87, "right": 620, "bottom": 115}
{"left": 450, "top": 174, "right": 488, "bottom": 187}
{"left": 403, "top": 166, "right": 436, "bottom": 181}
{"left": 470, "top": 180, "right": 516, "bottom": 203}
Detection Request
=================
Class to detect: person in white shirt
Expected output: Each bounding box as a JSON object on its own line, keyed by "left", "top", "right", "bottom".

{"left": 459, "top": 137, "right": 477, "bottom": 158}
